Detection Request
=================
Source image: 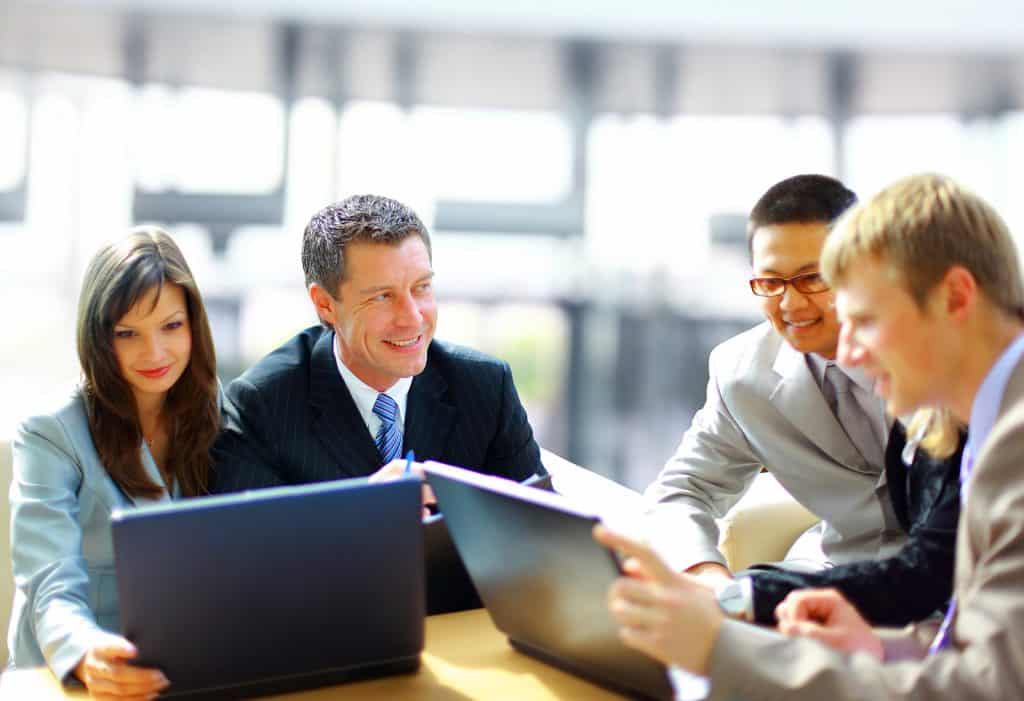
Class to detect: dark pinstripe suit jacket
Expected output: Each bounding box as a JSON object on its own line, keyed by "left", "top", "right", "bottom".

{"left": 210, "top": 325, "right": 544, "bottom": 491}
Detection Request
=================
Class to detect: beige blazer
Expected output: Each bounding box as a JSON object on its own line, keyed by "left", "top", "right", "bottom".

{"left": 706, "top": 357, "right": 1024, "bottom": 700}
{"left": 645, "top": 322, "right": 905, "bottom": 571}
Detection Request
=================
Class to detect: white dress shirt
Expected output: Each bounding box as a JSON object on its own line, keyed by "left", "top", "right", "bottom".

{"left": 333, "top": 337, "right": 413, "bottom": 443}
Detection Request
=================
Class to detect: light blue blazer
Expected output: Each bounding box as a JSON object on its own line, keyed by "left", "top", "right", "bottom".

{"left": 6, "top": 389, "right": 210, "bottom": 681}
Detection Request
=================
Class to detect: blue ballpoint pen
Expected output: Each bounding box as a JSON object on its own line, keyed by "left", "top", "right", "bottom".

{"left": 404, "top": 449, "right": 415, "bottom": 474}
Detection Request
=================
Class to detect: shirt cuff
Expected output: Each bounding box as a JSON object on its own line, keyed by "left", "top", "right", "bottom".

{"left": 670, "top": 665, "right": 712, "bottom": 700}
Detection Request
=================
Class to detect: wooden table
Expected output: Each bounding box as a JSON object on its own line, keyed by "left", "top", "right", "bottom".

{"left": 0, "top": 609, "right": 628, "bottom": 699}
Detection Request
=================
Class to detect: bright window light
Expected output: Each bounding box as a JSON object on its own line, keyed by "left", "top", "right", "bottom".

{"left": 0, "top": 91, "right": 27, "bottom": 189}
{"left": 134, "top": 85, "right": 285, "bottom": 193}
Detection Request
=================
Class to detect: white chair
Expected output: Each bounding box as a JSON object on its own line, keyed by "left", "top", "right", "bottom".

{"left": 717, "top": 471, "right": 820, "bottom": 571}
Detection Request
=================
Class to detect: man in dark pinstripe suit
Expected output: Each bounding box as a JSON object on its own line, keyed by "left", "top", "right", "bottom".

{"left": 212, "top": 194, "right": 546, "bottom": 500}
{"left": 211, "top": 195, "right": 546, "bottom": 612}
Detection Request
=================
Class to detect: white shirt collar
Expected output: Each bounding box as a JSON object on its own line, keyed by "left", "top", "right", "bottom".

{"left": 333, "top": 334, "right": 413, "bottom": 439}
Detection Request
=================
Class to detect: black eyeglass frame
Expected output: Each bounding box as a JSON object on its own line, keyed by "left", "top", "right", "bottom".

{"left": 748, "top": 271, "right": 831, "bottom": 297}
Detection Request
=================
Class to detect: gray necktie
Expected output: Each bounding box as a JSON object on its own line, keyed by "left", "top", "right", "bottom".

{"left": 823, "top": 364, "right": 885, "bottom": 471}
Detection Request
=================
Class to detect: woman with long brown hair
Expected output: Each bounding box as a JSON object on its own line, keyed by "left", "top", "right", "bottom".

{"left": 7, "top": 227, "right": 220, "bottom": 697}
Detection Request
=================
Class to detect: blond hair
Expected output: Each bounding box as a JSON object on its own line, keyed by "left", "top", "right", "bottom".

{"left": 822, "top": 173, "right": 1023, "bottom": 315}
{"left": 904, "top": 408, "right": 964, "bottom": 460}
{"left": 821, "top": 174, "right": 1021, "bottom": 458}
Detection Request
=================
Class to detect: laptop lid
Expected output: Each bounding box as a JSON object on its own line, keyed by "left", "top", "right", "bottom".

{"left": 422, "top": 471, "right": 553, "bottom": 615}
{"left": 423, "top": 463, "right": 674, "bottom": 701}
{"left": 111, "top": 477, "right": 425, "bottom": 699}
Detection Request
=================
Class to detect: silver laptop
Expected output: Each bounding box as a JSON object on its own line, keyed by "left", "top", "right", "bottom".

{"left": 111, "top": 477, "right": 424, "bottom": 699}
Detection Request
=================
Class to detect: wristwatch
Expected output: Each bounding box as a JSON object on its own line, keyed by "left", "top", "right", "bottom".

{"left": 715, "top": 576, "right": 754, "bottom": 622}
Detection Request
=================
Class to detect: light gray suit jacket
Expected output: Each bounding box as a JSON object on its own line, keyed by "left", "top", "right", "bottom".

{"left": 6, "top": 391, "right": 179, "bottom": 681}
{"left": 705, "top": 356, "right": 1024, "bottom": 700}
{"left": 646, "top": 322, "right": 905, "bottom": 571}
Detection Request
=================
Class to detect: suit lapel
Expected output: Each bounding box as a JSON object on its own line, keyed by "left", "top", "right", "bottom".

{"left": 308, "top": 330, "right": 382, "bottom": 477}
{"left": 404, "top": 353, "right": 456, "bottom": 462}
{"left": 769, "top": 341, "right": 874, "bottom": 473}
{"left": 117, "top": 443, "right": 175, "bottom": 508}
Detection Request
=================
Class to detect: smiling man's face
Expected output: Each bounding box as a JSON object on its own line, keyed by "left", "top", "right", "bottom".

{"left": 835, "top": 256, "right": 951, "bottom": 417}
{"left": 329, "top": 236, "right": 437, "bottom": 392}
{"left": 750, "top": 221, "right": 840, "bottom": 359}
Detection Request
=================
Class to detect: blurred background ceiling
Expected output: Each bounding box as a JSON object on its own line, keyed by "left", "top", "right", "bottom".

{"left": 17, "top": 0, "right": 1024, "bottom": 52}
{"left": 5, "top": 0, "right": 1024, "bottom": 117}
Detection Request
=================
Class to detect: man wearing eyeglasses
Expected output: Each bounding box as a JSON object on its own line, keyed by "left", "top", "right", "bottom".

{"left": 643, "top": 174, "right": 960, "bottom": 629}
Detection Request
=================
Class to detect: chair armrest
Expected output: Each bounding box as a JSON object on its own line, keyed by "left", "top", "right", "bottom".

{"left": 718, "top": 472, "right": 819, "bottom": 572}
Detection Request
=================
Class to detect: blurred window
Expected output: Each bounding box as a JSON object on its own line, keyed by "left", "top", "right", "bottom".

{"left": 586, "top": 114, "right": 834, "bottom": 276}
{"left": 0, "top": 90, "right": 27, "bottom": 189}
{"left": 410, "top": 106, "right": 571, "bottom": 202}
{"left": 442, "top": 300, "right": 569, "bottom": 448}
{"left": 336, "top": 101, "right": 571, "bottom": 208}
{"left": 845, "top": 114, "right": 998, "bottom": 200}
{"left": 134, "top": 85, "right": 285, "bottom": 193}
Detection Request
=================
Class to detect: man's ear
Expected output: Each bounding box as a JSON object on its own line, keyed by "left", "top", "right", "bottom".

{"left": 309, "top": 283, "right": 338, "bottom": 327}
{"left": 941, "top": 265, "right": 978, "bottom": 322}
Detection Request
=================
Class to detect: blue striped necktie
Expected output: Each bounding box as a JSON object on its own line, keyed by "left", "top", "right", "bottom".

{"left": 373, "top": 393, "right": 402, "bottom": 466}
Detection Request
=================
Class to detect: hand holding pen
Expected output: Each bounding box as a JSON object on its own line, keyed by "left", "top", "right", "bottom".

{"left": 369, "top": 449, "right": 437, "bottom": 518}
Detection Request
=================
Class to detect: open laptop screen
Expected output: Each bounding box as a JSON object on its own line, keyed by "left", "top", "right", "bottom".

{"left": 112, "top": 477, "right": 424, "bottom": 699}
{"left": 424, "top": 462, "right": 673, "bottom": 701}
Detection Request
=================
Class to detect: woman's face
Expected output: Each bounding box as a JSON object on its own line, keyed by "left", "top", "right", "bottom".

{"left": 112, "top": 282, "right": 192, "bottom": 407}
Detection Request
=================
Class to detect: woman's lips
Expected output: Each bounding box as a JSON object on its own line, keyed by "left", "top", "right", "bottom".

{"left": 137, "top": 365, "right": 171, "bottom": 379}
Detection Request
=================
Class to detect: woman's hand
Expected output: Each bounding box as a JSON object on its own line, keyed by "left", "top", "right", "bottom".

{"left": 74, "top": 634, "right": 169, "bottom": 700}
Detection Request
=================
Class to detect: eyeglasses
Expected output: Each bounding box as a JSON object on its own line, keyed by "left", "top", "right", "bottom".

{"left": 749, "top": 272, "right": 830, "bottom": 297}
